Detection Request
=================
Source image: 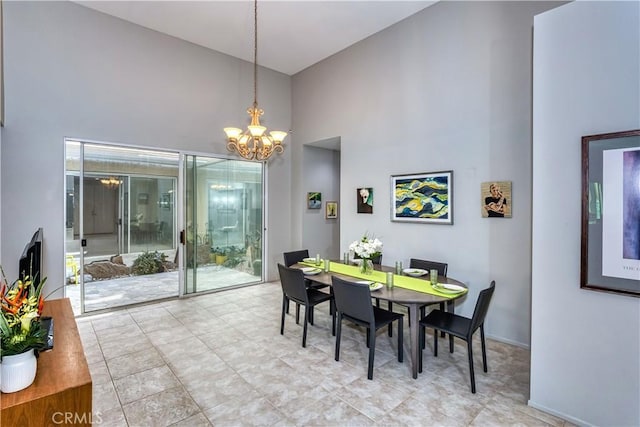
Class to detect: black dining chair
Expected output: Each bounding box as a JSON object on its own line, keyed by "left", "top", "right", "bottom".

{"left": 410, "top": 259, "right": 449, "bottom": 344}
{"left": 283, "top": 249, "right": 329, "bottom": 322}
{"left": 332, "top": 276, "right": 403, "bottom": 380}
{"left": 277, "top": 264, "right": 335, "bottom": 348}
{"left": 418, "top": 281, "right": 495, "bottom": 393}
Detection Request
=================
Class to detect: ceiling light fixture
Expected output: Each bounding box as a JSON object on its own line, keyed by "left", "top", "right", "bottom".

{"left": 99, "top": 177, "right": 122, "bottom": 189}
{"left": 224, "top": 0, "right": 287, "bottom": 162}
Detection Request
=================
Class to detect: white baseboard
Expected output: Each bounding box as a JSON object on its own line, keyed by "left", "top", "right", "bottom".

{"left": 485, "top": 333, "right": 530, "bottom": 350}
{"left": 528, "top": 400, "right": 592, "bottom": 427}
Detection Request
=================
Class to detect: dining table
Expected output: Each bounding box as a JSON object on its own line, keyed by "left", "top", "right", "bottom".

{"left": 295, "top": 260, "right": 468, "bottom": 379}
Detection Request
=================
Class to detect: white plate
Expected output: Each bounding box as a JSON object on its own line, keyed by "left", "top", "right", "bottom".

{"left": 300, "top": 267, "right": 322, "bottom": 275}
{"left": 433, "top": 283, "right": 465, "bottom": 294}
{"left": 356, "top": 280, "right": 383, "bottom": 291}
{"left": 369, "top": 282, "right": 384, "bottom": 292}
{"left": 403, "top": 268, "right": 428, "bottom": 277}
{"left": 303, "top": 258, "right": 316, "bottom": 263}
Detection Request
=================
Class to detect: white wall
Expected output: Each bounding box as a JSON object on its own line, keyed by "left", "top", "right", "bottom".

{"left": 531, "top": 1, "right": 640, "bottom": 426}
{"left": 0, "top": 1, "right": 292, "bottom": 296}
{"left": 292, "top": 1, "right": 563, "bottom": 347}
{"left": 301, "top": 146, "right": 340, "bottom": 258}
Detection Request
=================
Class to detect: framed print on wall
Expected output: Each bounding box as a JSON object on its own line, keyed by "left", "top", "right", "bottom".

{"left": 357, "top": 188, "right": 373, "bottom": 214}
{"left": 391, "top": 171, "right": 453, "bottom": 224}
{"left": 581, "top": 129, "right": 640, "bottom": 297}
{"left": 308, "top": 192, "right": 321, "bottom": 209}
{"left": 326, "top": 201, "right": 338, "bottom": 219}
{"left": 481, "top": 181, "right": 512, "bottom": 218}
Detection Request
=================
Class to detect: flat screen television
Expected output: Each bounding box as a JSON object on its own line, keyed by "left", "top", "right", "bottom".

{"left": 19, "top": 228, "right": 43, "bottom": 282}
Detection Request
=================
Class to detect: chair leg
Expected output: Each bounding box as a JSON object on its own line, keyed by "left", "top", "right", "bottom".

{"left": 376, "top": 297, "right": 380, "bottom": 308}
{"left": 366, "top": 328, "right": 370, "bottom": 348}
{"left": 387, "top": 301, "right": 393, "bottom": 337}
{"left": 280, "top": 296, "right": 287, "bottom": 335}
{"left": 335, "top": 313, "right": 342, "bottom": 361}
{"left": 331, "top": 301, "right": 336, "bottom": 336}
{"left": 367, "top": 328, "right": 376, "bottom": 380}
{"left": 480, "top": 325, "right": 488, "bottom": 372}
{"left": 440, "top": 302, "right": 446, "bottom": 337}
{"left": 302, "top": 305, "right": 309, "bottom": 348}
{"left": 285, "top": 297, "right": 290, "bottom": 314}
{"left": 296, "top": 303, "right": 300, "bottom": 324}
{"left": 449, "top": 333, "right": 454, "bottom": 353}
{"left": 418, "top": 325, "right": 423, "bottom": 373}
{"left": 397, "top": 318, "right": 403, "bottom": 363}
{"left": 309, "top": 306, "right": 314, "bottom": 325}
{"left": 420, "top": 306, "right": 426, "bottom": 349}
{"left": 467, "top": 340, "right": 476, "bottom": 393}
{"left": 433, "top": 328, "right": 439, "bottom": 357}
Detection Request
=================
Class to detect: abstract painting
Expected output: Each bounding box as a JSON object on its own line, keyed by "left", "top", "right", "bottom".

{"left": 390, "top": 171, "right": 453, "bottom": 224}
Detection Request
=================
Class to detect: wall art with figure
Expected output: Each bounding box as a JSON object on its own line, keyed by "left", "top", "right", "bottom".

{"left": 357, "top": 188, "right": 373, "bottom": 214}
{"left": 481, "top": 181, "right": 512, "bottom": 218}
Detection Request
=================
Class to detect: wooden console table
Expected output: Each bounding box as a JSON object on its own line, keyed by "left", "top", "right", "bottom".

{"left": 1, "top": 298, "right": 92, "bottom": 426}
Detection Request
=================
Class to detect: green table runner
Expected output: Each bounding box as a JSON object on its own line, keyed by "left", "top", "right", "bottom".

{"left": 300, "top": 260, "right": 465, "bottom": 298}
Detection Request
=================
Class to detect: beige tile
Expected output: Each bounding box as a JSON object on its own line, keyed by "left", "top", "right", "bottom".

{"left": 122, "top": 386, "right": 200, "bottom": 427}
{"left": 93, "top": 406, "right": 127, "bottom": 427}
{"left": 114, "top": 365, "right": 181, "bottom": 404}
{"left": 100, "top": 334, "right": 155, "bottom": 360}
{"left": 185, "top": 368, "right": 257, "bottom": 411}
{"left": 92, "top": 381, "right": 121, "bottom": 415}
{"left": 169, "top": 412, "right": 213, "bottom": 427}
{"left": 106, "top": 346, "right": 166, "bottom": 380}
{"left": 203, "top": 395, "right": 285, "bottom": 427}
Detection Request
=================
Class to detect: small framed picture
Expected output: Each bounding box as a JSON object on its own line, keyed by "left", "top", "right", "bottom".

{"left": 308, "top": 192, "right": 321, "bottom": 209}
{"left": 357, "top": 188, "right": 373, "bottom": 214}
{"left": 481, "top": 181, "right": 512, "bottom": 218}
{"left": 326, "top": 201, "right": 338, "bottom": 219}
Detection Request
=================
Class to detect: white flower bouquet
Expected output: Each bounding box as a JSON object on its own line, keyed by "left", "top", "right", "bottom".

{"left": 349, "top": 234, "right": 383, "bottom": 260}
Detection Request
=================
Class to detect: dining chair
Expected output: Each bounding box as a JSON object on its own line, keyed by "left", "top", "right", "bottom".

{"left": 277, "top": 264, "right": 335, "bottom": 348}
{"left": 283, "top": 249, "right": 330, "bottom": 322}
{"left": 410, "top": 258, "right": 450, "bottom": 344}
{"left": 418, "top": 281, "right": 495, "bottom": 393}
{"left": 331, "top": 276, "right": 403, "bottom": 380}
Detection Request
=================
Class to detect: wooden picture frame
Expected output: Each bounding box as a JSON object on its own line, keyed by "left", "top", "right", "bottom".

{"left": 581, "top": 129, "right": 640, "bottom": 297}
{"left": 481, "top": 181, "right": 512, "bottom": 218}
{"left": 326, "top": 201, "right": 338, "bottom": 219}
{"left": 391, "top": 171, "right": 453, "bottom": 224}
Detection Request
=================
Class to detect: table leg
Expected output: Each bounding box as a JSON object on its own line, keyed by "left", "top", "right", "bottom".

{"left": 409, "top": 302, "right": 420, "bottom": 379}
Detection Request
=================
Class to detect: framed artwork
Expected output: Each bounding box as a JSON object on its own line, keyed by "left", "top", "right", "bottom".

{"left": 581, "top": 129, "right": 640, "bottom": 297}
{"left": 481, "top": 181, "right": 512, "bottom": 218}
{"left": 159, "top": 193, "right": 171, "bottom": 210}
{"left": 357, "top": 188, "right": 373, "bottom": 214}
{"left": 326, "top": 201, "right": 338, "bottom": 219}
{"left": 308, "top": 192, "right": 321, "bottom": 209}
{"left": 391, "top": 171, "right": 453, "bottom": 224}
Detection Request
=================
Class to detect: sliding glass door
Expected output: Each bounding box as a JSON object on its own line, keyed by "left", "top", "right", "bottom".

{"left": 65, "top": 140, "right": 180, "bottom": 313}
{"left": 184, "top": 155, "right": 264, "bottom": 294}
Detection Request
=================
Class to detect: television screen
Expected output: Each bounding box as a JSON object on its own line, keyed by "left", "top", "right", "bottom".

{"left": 19, "top": 228, "right": 43, "bottom": 282}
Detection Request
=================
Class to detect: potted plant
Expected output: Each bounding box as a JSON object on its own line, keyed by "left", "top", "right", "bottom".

{"left": 213, "top": 247, "right": 228, "bottom": 265}
{"left": 0, "top": 267, "right": 48, "bottom": 393}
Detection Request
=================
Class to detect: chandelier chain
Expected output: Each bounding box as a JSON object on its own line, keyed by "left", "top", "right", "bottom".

{"left": 253, "top": 0, "right": 258, "bottom": 107}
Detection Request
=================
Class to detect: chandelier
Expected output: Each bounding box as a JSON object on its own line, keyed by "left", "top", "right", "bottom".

{"left": 99, "top": 177, "right": 122, "bottom": 189}
{"left": 224, "top": 0, "right": 287, "bottom": 161}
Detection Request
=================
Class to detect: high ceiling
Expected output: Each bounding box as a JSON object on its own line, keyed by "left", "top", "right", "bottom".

{"left": 74, "top": 1, "right": 437, "bottom": 75}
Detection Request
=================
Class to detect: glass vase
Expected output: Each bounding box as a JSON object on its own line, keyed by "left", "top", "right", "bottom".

{"left": 360, "top": 258, "right": 374, "bottom": 275}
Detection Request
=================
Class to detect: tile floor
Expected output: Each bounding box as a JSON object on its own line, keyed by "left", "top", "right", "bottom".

{"left": 76, "top": 282, "right": 572, "bottom": 427}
